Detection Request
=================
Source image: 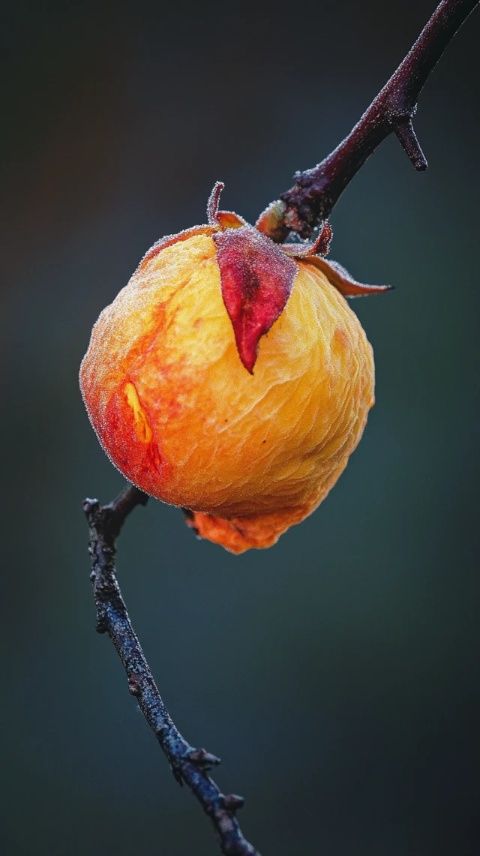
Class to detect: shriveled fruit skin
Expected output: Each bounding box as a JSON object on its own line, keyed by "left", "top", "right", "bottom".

{"left": 80, "top": 233, "right": 374, "bottom": 553}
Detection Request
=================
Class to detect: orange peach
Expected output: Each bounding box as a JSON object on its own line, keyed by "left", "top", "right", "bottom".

{"left": 80, "top": 197, "right": 380, "bottom": 553}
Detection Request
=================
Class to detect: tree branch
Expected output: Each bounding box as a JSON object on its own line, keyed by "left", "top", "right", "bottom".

{"left": 257, "top": 0, "right": 479, "bottom": 240}
{"left": 84, "top": 484, "right": 260, "bottom": 856}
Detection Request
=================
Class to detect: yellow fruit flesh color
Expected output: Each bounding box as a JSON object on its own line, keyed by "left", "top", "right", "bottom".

{"left": 80, "top": 233, "right": 374, "bottom": 553}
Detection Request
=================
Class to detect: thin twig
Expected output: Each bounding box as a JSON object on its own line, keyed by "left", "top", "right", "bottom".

{"left": 257, "top": 0, "right": 479, "bottom": 240}
{"left": 84, "top": 484, "right": 260, "bottom": 856}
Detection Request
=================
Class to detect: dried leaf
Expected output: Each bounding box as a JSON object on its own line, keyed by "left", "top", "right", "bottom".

{"left": 213, "top": 227, "right": 297, "bottom": 372}
{"left": 303, "top": 255, "right": 392, "bottom": 297}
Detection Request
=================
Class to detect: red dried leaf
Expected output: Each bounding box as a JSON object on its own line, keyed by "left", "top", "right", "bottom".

{"left": 215, "top": 210, "right": 246, "bottom": 230}
{"left": 213, "top": 227, "right": 297, "bottom": 373}
{"left": 303, "top": 255, "right": 392, "bottom": 297}
{"left": 283, "top": 221, "right": 333, "bottom": 259}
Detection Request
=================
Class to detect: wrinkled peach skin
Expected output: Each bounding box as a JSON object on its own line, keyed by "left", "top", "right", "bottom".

{"left": 80, "top": 232, "right": 374, "bottom": 553}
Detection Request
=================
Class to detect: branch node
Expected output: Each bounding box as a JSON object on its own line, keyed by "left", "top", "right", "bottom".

{"left": 394, "top": 118, "right": 428, "bottom": 171}
{"left": 188, "top": 747, "right": 222, "bottom": 769}
{"left": 83, "top": 497, "right": 99, "bottom": 516}
{"left": 221, "top": 794, "right": 246, "bottom": 812}
{"left": 128, "top": 675, "right": 142, "bottom": 696}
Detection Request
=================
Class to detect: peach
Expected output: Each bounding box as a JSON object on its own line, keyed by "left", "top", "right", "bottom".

{"left": 80, "top": 186, "right": 386, "bottom": 553}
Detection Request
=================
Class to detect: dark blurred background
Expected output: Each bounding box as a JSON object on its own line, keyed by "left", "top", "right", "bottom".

{"left": 1, "top": 1, "right": 479, "bottom": 854}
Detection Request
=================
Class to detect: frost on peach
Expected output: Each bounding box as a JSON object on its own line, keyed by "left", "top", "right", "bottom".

{"left": 80, "top": 184, "right": 389, "bottom": 553}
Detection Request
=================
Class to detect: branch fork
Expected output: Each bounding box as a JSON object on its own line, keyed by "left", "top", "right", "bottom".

{"left": 84, "top": 486, "right": 260, "bottom": 856}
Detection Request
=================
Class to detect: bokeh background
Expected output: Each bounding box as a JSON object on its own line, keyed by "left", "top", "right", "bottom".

{"left": 2, "top": 1, "right": 479, "bottom": 854}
